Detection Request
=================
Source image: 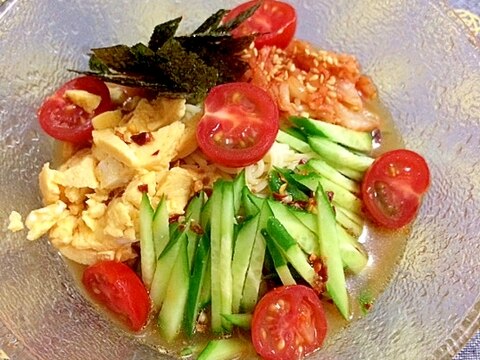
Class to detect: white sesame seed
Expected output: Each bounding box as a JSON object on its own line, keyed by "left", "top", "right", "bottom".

{"left": 327, "top": 76, "right": 337, "bottom": 85}
{"left": 306, "top": 83, "right": 317, "bottom": 93}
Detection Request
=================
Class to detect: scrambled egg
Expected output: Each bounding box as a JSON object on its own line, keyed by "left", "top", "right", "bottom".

{"left": 11, "top": 92, "right": 223, "bottom": 265}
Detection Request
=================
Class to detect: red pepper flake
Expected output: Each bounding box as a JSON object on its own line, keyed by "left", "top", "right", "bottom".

{"left": 189, "top": 221, "right": 204, "bottom": 235}
{"left": 137, "top": 184, "right": 149, "bottom": 193}
{"left": 309, "top": 254, "right": 328, "bottom": 294}
{"left": 203, "top": 188, "right": 213, "bottom": 198}
{"left": 372, "top": 128, "right": 382, "bottom": 145}
{"left": 131, "top": 132, "right": 152, "bottom": 145}
{"left": 151, "top": 150, "right": 160, "bottom": 156}
{"left": 272, "top": 192, "right": 287, "bottom": 201}
{"left": 169, "top": 214, "right": 181, "bottom": 224}
{"left": 326, "top": 191, "right": 334, "bottom": 202}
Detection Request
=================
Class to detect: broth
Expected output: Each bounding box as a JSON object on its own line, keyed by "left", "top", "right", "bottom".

{"left": 58, "top": 96, "right": 411, "bottom": 358}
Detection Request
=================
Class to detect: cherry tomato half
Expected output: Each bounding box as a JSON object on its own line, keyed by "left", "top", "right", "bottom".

{"left": 196, "top": 82, "right": 279, "bottom": 168}
{"left": 361, "top": 149, "right": 430, "bottom": 229}
{"left": 82, "top": 260, "right": 150, "bottom": 332}
{"left": 251, "top": 285, "right": 327, "bottom": 360}
{"left": 38, "top": 76, "right": 113, "bottom": 144}
{"left": 224, "top": 0, "right": 297, "bottom": 49}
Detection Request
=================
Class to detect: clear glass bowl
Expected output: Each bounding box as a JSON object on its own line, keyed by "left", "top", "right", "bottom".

{"left": 1, "top": 0, "right": 479, "bottom": 359}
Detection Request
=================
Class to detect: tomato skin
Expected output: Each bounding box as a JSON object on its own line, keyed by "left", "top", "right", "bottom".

{"left": 82, "top": 260, "right": 150, "bottom": 332}
{"left": 251, "top": 285, "right": 327, "bottom": 360}
{"left": 38, "top": 76, "right": 113, "bottom": 144}
{"left": 196, "top": 82, "right": 279, "bottom": 168}
{"left": 224, "top": 0, "right": 297, "bottom": 49}
{"left": 362, "top": 149, "right": 430, "bottom": 229}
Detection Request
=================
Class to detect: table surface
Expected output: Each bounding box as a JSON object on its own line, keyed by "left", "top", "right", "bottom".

{"left": 448, "top": 1, "right": 479, "bottom": 358}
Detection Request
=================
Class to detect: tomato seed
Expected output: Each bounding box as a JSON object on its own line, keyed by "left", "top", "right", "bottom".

{"left": 276, "top": 338, "right": 286, "bottom": 350}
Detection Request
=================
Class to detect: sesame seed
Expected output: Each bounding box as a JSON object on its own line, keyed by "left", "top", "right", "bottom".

{"left": 328, "top": 90, "right": 337, "bottom": 98}
{"left": 289, "top": 63, "right": 296, "bottom": 72}
{"left": 327, "top": 76, "right": 337, "bottom": 85}
{"left": 306, "top": 83, "right": 317, "bottom": 93}
{"left": 313, "top": 59, "right": 319, "bottom": 67}
{"left": 319, "top": 74, "right": 325, "bottom": 83}
{"left": 300, "top": 111, "right": 310, "bottom": 118}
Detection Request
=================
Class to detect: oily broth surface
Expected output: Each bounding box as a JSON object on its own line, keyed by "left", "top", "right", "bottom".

{"left": 59, "top": 97, "right": 410, "bottom": 358}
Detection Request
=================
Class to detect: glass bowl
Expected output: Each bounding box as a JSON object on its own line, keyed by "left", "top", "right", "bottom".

{"left": 1, "top": 0, "right": 479, "bottom": 359}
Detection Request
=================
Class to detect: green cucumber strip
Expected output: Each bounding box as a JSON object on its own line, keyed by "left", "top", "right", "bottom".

{"left": 267, "top": 199, "right": 319, "bottom": 255}
{"left": 139, "top": 193, "right": 155, "bottom": 289}
{"left": 149, "top": 231, "right": 185, "bottom": 309}
{"left": 157, "top": 235, "right": 189, "bottom": 342}
{"left": 315, "top": 184, "right": 349, "bottom": 319}
{"left": 283, "top": 125, "right": 309, "bottom": 142}
{"left": 221, "top": 313, "right": 252, "bottom": 330}
{"left": 306, "top": 158, "right": 360, "bottom": 193}
{"left": 184, "top": 233, "right": 210, "bottom": 337}
{"left": 242, "top": 186, "right": 265, "bottom": 218}
{"left": 209, "top": 180, "right": 224, "bottom": 333}
{"left": 200, "top": 195, "right": 213, "bottom": 231}
{"left": 199, "top": 256, "right": 212, "bottom": 309}
{"left": 290, "top": 116, "right": 373, "bottom": 152}
{"left": 291, "top": 208, "right": 367, "bottom": 274}
{"left": 275, "top": 129, "right": 313, "bottom": 154}
{"left": 320, "top": 176, "right": 362, "bottom": 214}
{"left": 242, "top": 186, "right": 261, "bottom": 218}
{"left": 185, "top": 192, "right": 204, "bottom": 268}
{"left": 197, "top": 338, "right": 249, "bottom": 360}
{"left": 308, "top": 136, "right": 374, "bottom": 172}
{"left": 336, "top": 206, "right": 364, "bottom": 227}
{"left": 335, "top": 207, "right": 364, "bottom": 237}
{"left": 290, "top": 209, "right": 317, "bottom": 233}
{"left": 265, "top": 218, "right": 317, "bottom": 287}
{"left": 219, "top": 181, "right": 235, "bottom": 331}
{"left": 152, "top": 196, "right": 169, "bottom": 260}
{"left": 233, "top": 170, "right": 246, "bottom": 215}
{"left": 330, "top": 162, "right": 364, "bottom": 181}
{"left": 240, "top": 202, "right": 271, "bottom": 313}
{"left": 291, "top": 173, "right": 362, "bottom": 214}
{"left": 231, "top": 214, "right": 260, "bottom": 313}
{"left": 262, "top": 229, "right": 296, "bottom": 286}
{"left": 336, "top": 224, "right": 368, "bottom": 274}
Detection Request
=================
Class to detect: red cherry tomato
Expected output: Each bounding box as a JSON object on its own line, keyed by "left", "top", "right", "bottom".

{"left": 224, "top": 0, "right": 297, "bottom": 49}
{"left": 82, "top": 260, "right": 150, "bottom": 332}
{"left": 251, "top": 285, "right": 327, "bottom": 360}
{"left": 38, "top": 76, "right": 113, "bottom": 144}
{"left": 196, "top": 82, "right": 279, "bottom": 167}
{"left": 361, "top": 149, "right": 430, "bottom": 229}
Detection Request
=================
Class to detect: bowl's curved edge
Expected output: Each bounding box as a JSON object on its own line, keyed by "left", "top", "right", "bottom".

{"left": 430, "top": 3, "right": 480, "bottom": 358}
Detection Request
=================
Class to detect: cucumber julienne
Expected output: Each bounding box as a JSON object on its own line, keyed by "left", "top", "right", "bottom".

{"left": 138, "top": 117, "right": 373, "bottom": 354}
